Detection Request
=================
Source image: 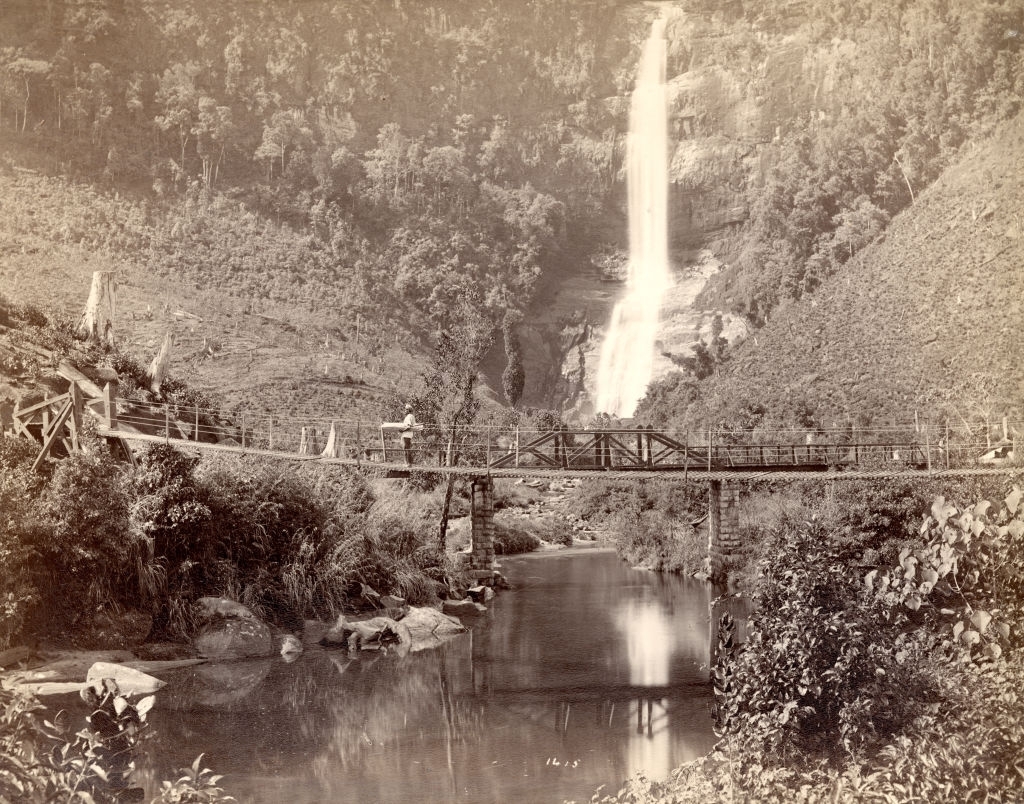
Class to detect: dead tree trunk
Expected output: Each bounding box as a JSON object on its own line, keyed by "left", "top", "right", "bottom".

{"left": 299, "top": 426, "right": 319, "bottom": 455}
{"left": 147, "top": 332, "right": 174, "bottom": 394}
{"left": 78, "top": 270, "right": 116, "bottom": 347}
{"left": 321, "top": 422, "right": 342, "bottom": 458}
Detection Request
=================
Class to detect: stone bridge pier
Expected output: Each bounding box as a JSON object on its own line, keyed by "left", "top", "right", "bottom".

{"left": 467, "top": 475, "right": 743, "bottom": 585}
{"left": 708, "top": 479, "right": 743, "bottom": 582}
{"left": 468, "top": 475, "right": 497, "bottom": 582}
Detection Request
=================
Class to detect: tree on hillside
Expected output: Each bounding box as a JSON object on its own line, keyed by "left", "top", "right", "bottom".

{"left": 415, "top": 301, "right": 494, "bottom": 549}
{"left": 154, "top": 61, "right": 202, "bottom": 178}
{"left": 501, "top": 310, "right": 525, "bottom": 408}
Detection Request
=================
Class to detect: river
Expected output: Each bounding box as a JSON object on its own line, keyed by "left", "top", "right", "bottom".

{"left": 129, "top": 548, "right": 719, "bottom": 803}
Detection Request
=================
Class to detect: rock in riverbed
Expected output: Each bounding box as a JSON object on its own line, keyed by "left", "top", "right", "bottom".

{"left": 193, "top": 599, "right": 275, "bottom": 660}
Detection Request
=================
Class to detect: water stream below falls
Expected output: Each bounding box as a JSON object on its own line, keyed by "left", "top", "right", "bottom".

{"left": 104, "top": 550, "right": 719, "bottom": 803}
{"left": 595, "top": 16, "right": 671, "bottom": 418}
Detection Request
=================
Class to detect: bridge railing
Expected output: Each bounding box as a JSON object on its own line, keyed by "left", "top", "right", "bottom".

{"left": 108, "top": 397, "right": 1019, "bottom": 472}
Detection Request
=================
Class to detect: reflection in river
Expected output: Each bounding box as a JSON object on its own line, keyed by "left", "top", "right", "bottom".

{"left": 128, "top": 549, "right": 718, "bottom": 803}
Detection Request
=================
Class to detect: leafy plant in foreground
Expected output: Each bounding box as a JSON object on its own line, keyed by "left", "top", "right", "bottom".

{"left": 0, "top": 681, "right": 235, "bottom": 803}
{"left": 152, "top": 754, "right": 235, "bottom": 804}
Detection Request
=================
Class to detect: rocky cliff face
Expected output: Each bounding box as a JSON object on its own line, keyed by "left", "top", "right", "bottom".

{"left": 519, "top": 6, "right": 839, "bottom": 418}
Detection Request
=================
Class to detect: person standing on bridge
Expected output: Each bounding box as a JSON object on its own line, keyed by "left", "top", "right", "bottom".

{"left": 401, "top": 403, "right": 417, "bottom": 465}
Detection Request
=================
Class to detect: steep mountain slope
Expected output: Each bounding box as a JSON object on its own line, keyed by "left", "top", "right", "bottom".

{"left": 641, "top": 110, "right": 1024, "bottom": 430}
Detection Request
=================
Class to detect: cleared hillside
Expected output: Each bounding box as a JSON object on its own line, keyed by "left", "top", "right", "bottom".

{"left": 643, "top": 110, "right": 1024, "bottom": 430}
{"left": 0, "top": 163, "right": 426, "bottom": 424}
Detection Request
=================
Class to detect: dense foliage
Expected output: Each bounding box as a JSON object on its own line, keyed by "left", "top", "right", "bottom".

{"left": 0, "top": 432, "right": 459, "bottom": 648}
{"left": 696, "top": 0, "right": 1024, "bottom": 326}
{"left": 592, "top": 482, "right": 1024, "bottom": 802}
{"left": 568, "top": 479, "right": 707, "bottom": 573}
{"left": 0, "top": 0, "right": 632, "bottom": 342}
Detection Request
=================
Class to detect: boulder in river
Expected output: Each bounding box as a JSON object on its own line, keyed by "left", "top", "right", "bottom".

{"left": 194, "top": 615, "right": 274, "bottom": 660}
{"left": 280, "top": 634, "right": 303, "bottom": 660}
{"left": 86, "top": 662, "right": 166, "bottom": 695}
{"left": 320, "top": 615, "right": 401, "bottom": 651}
{"left": 195, "top": 596, "right": 260, "bottom": 621}
{"left": 465, "top": 585, "right": 495, "bottom": 603}
{"left": 442, "top": 598, "right": 488, "bottom": 619}
{"left": 396, "top": 607, "right": 466, "bottom": 652}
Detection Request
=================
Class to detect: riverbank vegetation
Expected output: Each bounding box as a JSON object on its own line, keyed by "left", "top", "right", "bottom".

{"left": 567, "top": 479, "right": 706, "bottom": 573}
{"left": 0, "top": 425, "right": 464, "bottom": 650}
{"left": 592, "top": 478, "right": 1024, "bottom": 802}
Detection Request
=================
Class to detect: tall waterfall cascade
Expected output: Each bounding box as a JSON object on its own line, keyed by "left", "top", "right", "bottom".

{"left": 594, "top": 16, "right": 671, "bottom": 418}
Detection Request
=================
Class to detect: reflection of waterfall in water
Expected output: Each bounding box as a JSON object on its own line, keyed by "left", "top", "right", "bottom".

{"left": 619, "top": 598, "right": 675, "bottom": 686}
{"left": 595, "top": 15, "right": 671, "bottom": 417}
{"left": 616, "top": 592, "right": 709, "bottom": 781}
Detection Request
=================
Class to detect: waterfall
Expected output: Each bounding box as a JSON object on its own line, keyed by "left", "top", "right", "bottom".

{"left": 594, "top": 16, "right": 670, "bottom": 418}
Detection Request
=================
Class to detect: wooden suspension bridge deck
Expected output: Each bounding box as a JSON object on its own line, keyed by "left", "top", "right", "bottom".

{"left": 94, "top": 401, "right": 1020, "bottom": 481}
{"left": 13, "top": 366, "right": 1020, "bottom": 481}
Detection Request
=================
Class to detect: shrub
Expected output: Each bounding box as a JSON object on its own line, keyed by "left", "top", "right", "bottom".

{"left": 717, "top": 513, "right": 945, "bottom": 758}
{"left": 610, "top": 507, "right": 704, "bottom": 574}
{"left": 130, "top": 445, "right": 212, "bottom": 639}
{"left": 532, "top": 516, "right": 574, "bottom": 546}
{"left": 0, "top": 436, "right": 44, "bottom": 649}
{"left": 493, "top": 522, "right": 540, "bottom": 555}
{"left": 491, "top": 479, "right": 544, "bottom": 511}
{"left": 0, "top": 683, "right": 235, "bottom": 803}
{"left": 33, "top": 448, "right": 149, "bottom": 637}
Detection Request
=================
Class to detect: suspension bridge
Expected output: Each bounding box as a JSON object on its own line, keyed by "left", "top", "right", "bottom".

{"left": 9, "top": 362, "right": 1020, "bottom": 582}
{"left": 11, "top": 361, "right": 1019, "bottom": 481}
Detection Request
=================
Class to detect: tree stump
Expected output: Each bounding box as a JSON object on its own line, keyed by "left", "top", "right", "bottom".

{"left": 147, "top": 332, "right": 174, "bottom": 394}
{"left": 299, "top": 426, "right": 319, "bottom": 455}
{"left": 321, "top": 422, "right": 342, "bottom": 458}
{"left": 77, "top": 271, "right": 116, "bottom": 347}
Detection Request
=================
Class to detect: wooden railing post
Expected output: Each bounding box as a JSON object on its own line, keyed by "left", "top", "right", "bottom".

{"left": 514, "top": 425, "right": 520, "bottom": 468}
{"left": 68, "top": 381, "right": 83, "bottom": 451}
{"left": 102, "top": 381, "right": 117, "bottom": 429}
{"left": 194, "top": 403, "right": 200, "bottom": 441}
{"left": 164, "top": 404, "right": 170, "bottom": 440}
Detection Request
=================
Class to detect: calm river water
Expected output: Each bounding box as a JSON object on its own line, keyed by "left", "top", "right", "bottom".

{"left": 130, "top": 548, "right": 719, "bottom": 803}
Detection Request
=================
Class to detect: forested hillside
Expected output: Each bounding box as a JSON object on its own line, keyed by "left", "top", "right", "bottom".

{"left": 1, "top": 0, "right": 1022, "bottom": 425}
{"left": 0, "top": 0, "right": 645, "bottom": 415}
{"left": 691, "top": 0, "right": 1024, "bottom": 327}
